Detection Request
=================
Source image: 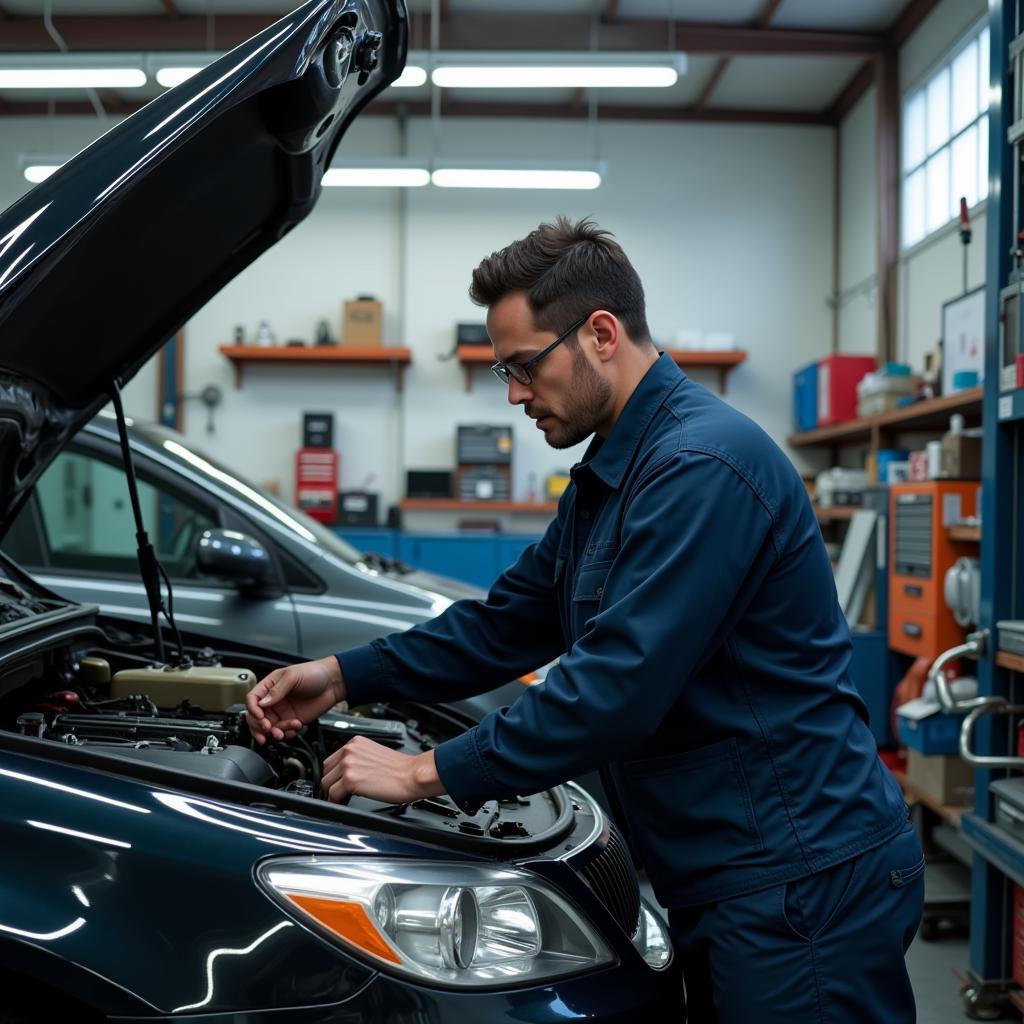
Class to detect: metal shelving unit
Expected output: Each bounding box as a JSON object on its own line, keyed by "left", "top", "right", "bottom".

{"left": 949, "top": 3, "right": 1024, "bottom": 1014}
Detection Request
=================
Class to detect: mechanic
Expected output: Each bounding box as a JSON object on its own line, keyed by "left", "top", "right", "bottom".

{"left": 246, "top": 217, "right": 924, "bottom": 1023}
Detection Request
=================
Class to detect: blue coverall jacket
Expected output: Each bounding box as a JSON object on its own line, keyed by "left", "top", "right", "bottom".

{"left": 339, "top": 353, "right": 909, "bottom": 909}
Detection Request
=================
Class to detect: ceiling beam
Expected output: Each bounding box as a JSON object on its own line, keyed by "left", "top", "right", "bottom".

{"left": 0, "top": 14, "right": 884, "bottom": 56}
{"left": 693, "top": 59, "right": 729, "bottom": 112}
{"left": 694, "top": 0, "right": 783, "bottom": 115}
{"left": 0, "top": 15, "right": 276, "bottom": 51}
{"left": 0, "top": 93, "right": 833, "bottom": 125}
{"left": 824, "top": 58, "right": 874, "bottom": 124}
{"left": 890, "top": 0, "right": 942, "bottom": 47}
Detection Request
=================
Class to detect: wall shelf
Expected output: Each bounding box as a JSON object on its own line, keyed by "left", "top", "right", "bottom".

{"left": 814, "top": 505, "right": 858, "bottom": 523}
{"left": 456, "top": 345, "right": 747, "bottom": 394}
{"left": 399, "top": 499, "right": 557, "bottom": 514}
{"left": 961, "top": 814, "right": 1024, "bottom": 890}
{"left": 667, "top": 350, "right": 747, "bottom": 394}
{"left": 996, "top": 651, "right": 1024, "bottom": 673}
{"left": 456, "top": 346, "right": 496, "bottom": 392}
{"left": 219, "top": 345, "right": 413, "bottom": 390}
{"left": 949, "top": 525, "right": 982, "bottom": 542}
{"left": 787, "top": 387, "right": 983, "bottom": 449}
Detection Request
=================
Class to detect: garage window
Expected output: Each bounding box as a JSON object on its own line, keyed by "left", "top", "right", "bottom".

{"left": 902, "top": 21, "right": 990, "bottom": 249}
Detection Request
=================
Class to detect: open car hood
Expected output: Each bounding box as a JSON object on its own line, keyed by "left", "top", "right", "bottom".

{"left": 0, "top": 0, "right": 406, "bottom": 536}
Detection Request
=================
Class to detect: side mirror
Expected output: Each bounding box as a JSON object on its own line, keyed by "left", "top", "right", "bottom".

{"left": 196, "top": 529, "right": 274, "bottom": 590}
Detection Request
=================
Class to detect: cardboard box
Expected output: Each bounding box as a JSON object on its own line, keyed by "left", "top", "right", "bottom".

{"left": 342, "top": 297, "right": 382, "bottom": 347}
{"left": 940, "top": 432, "right": 982, "bottom": 479}
{"left": 906, "top": 749, "right": 973, "bottom": 806}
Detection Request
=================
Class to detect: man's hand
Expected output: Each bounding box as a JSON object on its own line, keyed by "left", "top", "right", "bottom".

{"left": 245, "top": 656, "right": 345, "bottom": 746}
{"left": 321, "top": 736, "right": 445, "bottom": 804}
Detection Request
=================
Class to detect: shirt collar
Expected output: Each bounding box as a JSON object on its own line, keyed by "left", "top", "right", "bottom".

{"left": 575, "top": 353, "right": 685, "bottom": 490}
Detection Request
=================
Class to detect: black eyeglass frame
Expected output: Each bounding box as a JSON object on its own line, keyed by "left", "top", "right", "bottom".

{"left": 490, "top": 315, "right": 589, "bottom": 386}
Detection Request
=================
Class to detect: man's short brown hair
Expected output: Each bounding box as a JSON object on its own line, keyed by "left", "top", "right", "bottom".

{"left": 469, "top": 217, "right": 651, "bottom": 344}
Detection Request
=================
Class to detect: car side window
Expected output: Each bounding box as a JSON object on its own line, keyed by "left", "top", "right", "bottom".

{"left": 32, "top": 449, "right": 218, "bottom": 579}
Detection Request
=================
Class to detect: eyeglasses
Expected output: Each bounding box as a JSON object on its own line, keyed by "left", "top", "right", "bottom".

{"left": 491, "top": 315, "right": 588, "bottom": 386}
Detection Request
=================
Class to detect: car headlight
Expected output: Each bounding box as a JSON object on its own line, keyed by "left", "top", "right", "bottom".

{"left": 631, "top": 900, "right": 672, "bottom": 969}
{"left": 257, "top": 858, "right": 617, "bottom": 987}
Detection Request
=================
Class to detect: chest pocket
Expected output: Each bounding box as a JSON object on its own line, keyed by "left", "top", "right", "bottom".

{"left": 571, "top": 557, "right": 615, "bottom": 637}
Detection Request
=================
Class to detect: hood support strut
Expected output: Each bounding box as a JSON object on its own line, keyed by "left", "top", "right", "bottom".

{"left": 110, "top": 380, "right": 186, "bottom": 665}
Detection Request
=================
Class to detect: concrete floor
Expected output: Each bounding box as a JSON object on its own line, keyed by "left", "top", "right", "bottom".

{"left": 907, "top": 932, "right": 971, "bottom": 1023}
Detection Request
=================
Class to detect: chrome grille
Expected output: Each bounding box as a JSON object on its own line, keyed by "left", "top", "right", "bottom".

{"left": 578, "top": 823, "right": 641, "bottom": 936}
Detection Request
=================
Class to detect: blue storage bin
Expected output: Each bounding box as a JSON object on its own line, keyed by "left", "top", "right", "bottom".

{"left": 792, "top": 362, "right": 818, "bottom": 432}
{"left": 896, "top": 703, "right": 967, "bottom": 755}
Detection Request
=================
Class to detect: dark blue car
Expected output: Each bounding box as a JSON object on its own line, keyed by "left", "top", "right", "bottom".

{"left": 0, "top": 3, "right": 680, "bottom": 1020}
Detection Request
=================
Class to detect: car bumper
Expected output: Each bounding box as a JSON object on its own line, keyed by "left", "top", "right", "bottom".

{"left": 112, "top": 962, "right": 683, "bottom": 1023}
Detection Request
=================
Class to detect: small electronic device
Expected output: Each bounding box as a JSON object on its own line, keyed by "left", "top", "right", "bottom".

{"left": 457, "top": 424, "right": 513, "bottom": 465}
{"left": 302, "top": 412, "right": 334, "bottom": 449}
{"left": 457, "top": 466, "right": 511, "bottom": 501}
{"left": 456, "top": 322, "right": 490, "bottom": 346}
{"left": 406, "top": 470, "right": 453, "bottom": 499}
{"left": 337, "top": 490, "right": 379, "bottom": 527}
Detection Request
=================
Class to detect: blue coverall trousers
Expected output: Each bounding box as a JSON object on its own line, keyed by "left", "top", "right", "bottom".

{"left": 668, "top": 818, "right": 925, "bottom": 1023}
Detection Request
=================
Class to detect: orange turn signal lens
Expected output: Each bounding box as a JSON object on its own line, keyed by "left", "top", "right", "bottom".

{"left": 285, "top": 893, "right": 401, "bottom": 964}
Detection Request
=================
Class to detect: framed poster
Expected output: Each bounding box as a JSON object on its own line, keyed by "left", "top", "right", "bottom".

{"left": 942, "top": 286, "right": 985, "bottom": 394}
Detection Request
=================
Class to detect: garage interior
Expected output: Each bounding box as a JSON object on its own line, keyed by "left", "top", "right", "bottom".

{"left": 0, "top": 0, "right": 1019, "bottom": 1020}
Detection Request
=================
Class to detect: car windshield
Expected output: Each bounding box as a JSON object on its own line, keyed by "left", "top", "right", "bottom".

{"left": 126, "top": 421, "right": 366, "bottom": 566}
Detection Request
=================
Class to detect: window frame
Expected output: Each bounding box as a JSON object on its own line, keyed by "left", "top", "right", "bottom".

{"left": 900, "top": 18, "right": 990, "bottom": 251}
{"left": 29, "top": 443, "right": 225, "bottom": 585}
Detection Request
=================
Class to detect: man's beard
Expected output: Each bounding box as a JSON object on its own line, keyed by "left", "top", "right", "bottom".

{"left": 540, "top": 347, "right": 613, "bottom": 450}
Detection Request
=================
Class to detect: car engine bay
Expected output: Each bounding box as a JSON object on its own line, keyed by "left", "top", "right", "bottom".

{"left": 0, "top": 584, "right": 565, "bottom": 844}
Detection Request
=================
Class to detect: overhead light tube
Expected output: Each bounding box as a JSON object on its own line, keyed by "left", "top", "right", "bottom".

{"left": 391, "top": 66, "right": 427, "bottom": 87}
{"left": 0, "top": 68, "right": 146, "bottom": 89}
{"left": 323, "top": 160, "right": 430, "bottom": 187}
{"left": 431, "top": 166, "right": 603, "bottom": 190}
{"left": 426, "top": 50, "right": 685, "bottom": 90}
{"left": 23, "top": 164, "right": 61, "bottom": 184}
{"left": 432, "top": 66, "right": 678, "bottom": 89}
{"left": 155, "top": 66, "right": 204, "bottom": 88}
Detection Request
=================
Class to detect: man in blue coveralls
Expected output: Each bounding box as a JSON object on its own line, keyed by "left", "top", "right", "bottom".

{"left": 246, "top": 218, "right": 924, "bottom": 1022}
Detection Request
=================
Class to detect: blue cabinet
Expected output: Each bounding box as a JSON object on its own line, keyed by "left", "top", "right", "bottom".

{"left": 337, "top": 528, "right": 398, "bottom": 559}
{"left": 848, "top": 629, "right": 902, "bottom": 748}
{"left": 334, "top": 529, "right": 540, "bottom": 591}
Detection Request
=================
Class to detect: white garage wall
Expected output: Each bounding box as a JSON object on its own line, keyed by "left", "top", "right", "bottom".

{"left": 1, "top": 111, "right": 835, "bottom": 511}
{"left": 836, "top": 0, "right": 988, "bottom": 369}
{"left": 837, "top": 86, "right": 878, "bottom": 356}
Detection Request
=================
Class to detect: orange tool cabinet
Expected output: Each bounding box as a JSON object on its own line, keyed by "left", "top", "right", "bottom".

{"left": 888, "top": 481, "right": 980, "bottom": 659}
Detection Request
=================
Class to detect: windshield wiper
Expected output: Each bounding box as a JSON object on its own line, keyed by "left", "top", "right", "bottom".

{"left": 360, "top": 551, "right": 413, "bottom": 575}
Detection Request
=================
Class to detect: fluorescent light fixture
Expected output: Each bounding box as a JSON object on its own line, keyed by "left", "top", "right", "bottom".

{"left": 433, "top": 66, "right": 677, "bottom": 88}
{"left": 19, "top": 153, "right": 68, "bottom": 184}
{"left": 0, "top": 52, "right": 147, "bottom": 89}
{"left": 323, "top": 158, "right": 430, "bottom": 187}
{"left": 324, "top": 167, "right": 429, "bottom": 187}
{"left": 392, "top": 65, "right": 427, "bottom": 87}
{"left": 23, "top": 164, "right": 61, "bottom": 183}
{"left": 427, "top": 50, "right": 685, "bottom": 89}
{"left": 0, "top": 68, "right": 146, "bottom": 88}
{"left": 432, "top": 164, "right": 603, "bottom": 190}
{"left": 146, "top": 52, "right": 219, "bottom": 88}
{"left": 156, "top": 66, "right": 204, "bottom": 88}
